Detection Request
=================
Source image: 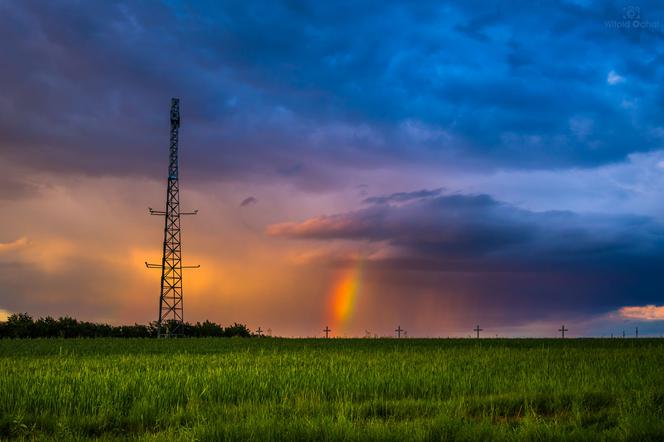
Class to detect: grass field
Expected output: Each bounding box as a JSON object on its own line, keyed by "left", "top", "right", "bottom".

{"left": 1, "top": 338, "right": 663, "bottom": 441}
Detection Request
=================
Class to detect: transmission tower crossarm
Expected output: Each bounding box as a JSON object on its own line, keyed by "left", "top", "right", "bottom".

{"left": 148, "top": 207, "right": 167, "bottom": 215}
{"left": 146, "top": 261, "right": 199, "bottom": 269}
{"left": 150, "top": 208, "right": 197, "bottom": 216}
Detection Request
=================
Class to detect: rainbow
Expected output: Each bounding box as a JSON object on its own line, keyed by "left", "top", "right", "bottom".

{"left": 328, "top": 259, "right": 363, "bottom": 335}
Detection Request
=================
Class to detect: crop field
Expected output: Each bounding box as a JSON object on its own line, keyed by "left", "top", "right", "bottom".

{"left": 1, "top": 338, "right": 663, "bottom": 441}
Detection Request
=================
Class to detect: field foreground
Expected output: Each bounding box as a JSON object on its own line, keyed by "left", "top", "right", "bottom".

{"left": 1, "top": 338, "right": 663, "bottom": 441}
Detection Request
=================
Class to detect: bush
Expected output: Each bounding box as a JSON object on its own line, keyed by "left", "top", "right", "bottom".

{"left": 0, "top": 313, "right": 255, "bottom": 339}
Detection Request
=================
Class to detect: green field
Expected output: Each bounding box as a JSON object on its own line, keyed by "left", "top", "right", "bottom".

{"left": 1, "top": 338, "right": 663, "bottom": 441}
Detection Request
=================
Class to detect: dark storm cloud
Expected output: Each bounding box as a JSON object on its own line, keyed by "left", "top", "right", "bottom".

{"left": 362, "top": 188, "right": 443, "bottom": 205}
{"left": 2, "top": 1, "right": 664, "bottom": 185}
{"left": 240, "top": 196, "right": 258, "bottom": 207}
{"left": 269, "top": 189, "right": 664, "bottom": 316}
{"left": 270, "top": 191, "right": 664, "bottom": 261}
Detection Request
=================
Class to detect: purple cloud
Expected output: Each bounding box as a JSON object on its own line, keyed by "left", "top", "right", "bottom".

{"left": 240, "top": 196, "right": 258, "bottom": 207}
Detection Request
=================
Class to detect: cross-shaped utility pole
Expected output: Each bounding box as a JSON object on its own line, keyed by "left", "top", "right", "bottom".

{"left": 558, "top": 324, "right": 568, "bottom": 338}
{"left": 636, "top": 327, "right": 639, "bottom": 338}
{"left": 255, "top": 327, "right": 263, "bottom": 337}
{"left": 323, "top": 326, "right": 331, "bottom": 339}
{"left": 622, "top": 329, "right": 625, "bottom": 338}
{"left": 395, "top": 325, "right": 404, "bottom": 338}
{"left": 474, "top": 325, "right": 483, "bottom": 339}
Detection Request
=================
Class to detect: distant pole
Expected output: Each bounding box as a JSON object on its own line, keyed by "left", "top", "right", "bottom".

{"left": 323, "top": 326, "right": 331, "bottom": 339}
{"left": 611, "top": 333, "right": 613, "bottom": 339}
{"left": 256, "top": 327, "right": 263, "bottom": 337}
{"left": 474, "top": 325, "right": 483, "bottom": 339}
{"left": 636, "top": 327, "right": 639, "bottom": 338}
{"left": 395, "top": 325, "right": 404, "bottom": 339}
{"left": 558, "top": 324, "right": 568, "bottom": 338}
{"left": 622, "top": 329, "right": 625, "bottom": 339}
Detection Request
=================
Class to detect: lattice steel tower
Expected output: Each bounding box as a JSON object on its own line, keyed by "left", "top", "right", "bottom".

{"left": 146, "top": 98, "right": 199, "bottom": 337}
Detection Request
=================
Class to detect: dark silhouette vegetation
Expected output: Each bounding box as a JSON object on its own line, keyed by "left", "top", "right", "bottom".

{"left": 0, "top": 313, "right": 253, "bottom": 338}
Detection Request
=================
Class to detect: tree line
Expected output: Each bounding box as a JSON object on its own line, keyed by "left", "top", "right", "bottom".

{"left": 0, "top": 313, "right": 254, "bottom": 338}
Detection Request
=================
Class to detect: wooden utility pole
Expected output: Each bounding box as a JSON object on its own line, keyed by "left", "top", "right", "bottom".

{"left": 558, "top": 324, "right": 568, "bottom": 338}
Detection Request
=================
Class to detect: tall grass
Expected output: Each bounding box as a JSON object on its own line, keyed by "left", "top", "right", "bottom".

{"left": 1, "top": 338, "right": 663, "bottom": 440}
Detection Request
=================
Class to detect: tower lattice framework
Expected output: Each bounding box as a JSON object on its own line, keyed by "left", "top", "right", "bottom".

{"left": 146, "top": 98, "right": 198, "bottom": 337}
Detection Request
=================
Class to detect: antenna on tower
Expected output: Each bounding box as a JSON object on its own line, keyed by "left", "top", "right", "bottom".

{"left": 146, "top": 98, "right": 199, "bottom": 337}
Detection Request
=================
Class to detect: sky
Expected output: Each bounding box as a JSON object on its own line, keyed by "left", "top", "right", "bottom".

{"left": 1, "top": 0, "right": 664, "bottom": 337}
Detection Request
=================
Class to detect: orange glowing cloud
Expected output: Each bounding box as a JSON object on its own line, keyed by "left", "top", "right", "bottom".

{"left": 0, "top": 236, "right": 78, "bottom": 273}
{"left": 618, "top": 305, "right": 664, "bottom": 321}
{"left": 267, "top": 215, "right": 367, "bottom": 239}
{"left": 0, "top": 237, "right": 28, "bottom": 252}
